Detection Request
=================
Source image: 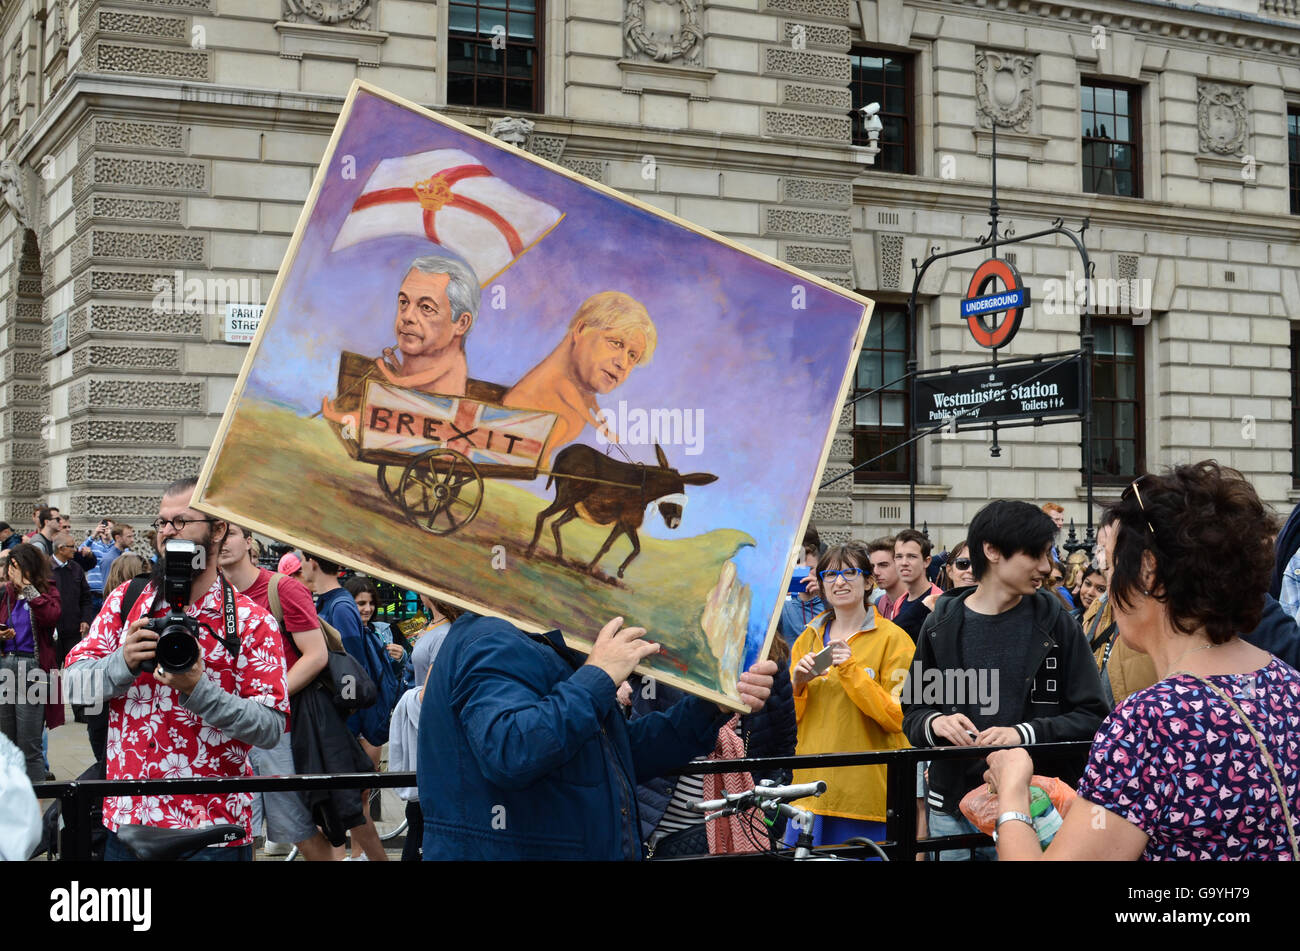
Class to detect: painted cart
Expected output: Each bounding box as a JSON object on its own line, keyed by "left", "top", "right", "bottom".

{"left": 325, "top": 350, "right": 559, "bottom": 536}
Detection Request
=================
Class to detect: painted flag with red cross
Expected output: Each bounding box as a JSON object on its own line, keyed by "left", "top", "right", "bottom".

{"left": 331, "top": 148, "right": 564, "bottom": 285}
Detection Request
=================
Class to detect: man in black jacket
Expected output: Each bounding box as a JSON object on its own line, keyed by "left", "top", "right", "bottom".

{"left": 50, "top": 533, "right": 95, "bottom": 732}
{"left": 49, "top": 533, "right": 93, "bottom": 665}
{"left": 901, "top": 500, "right": 1108, "bottom": 860}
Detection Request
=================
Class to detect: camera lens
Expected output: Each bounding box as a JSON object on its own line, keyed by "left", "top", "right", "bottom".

{"left": 156, "top": 624, "right": 199, "bottom": 673}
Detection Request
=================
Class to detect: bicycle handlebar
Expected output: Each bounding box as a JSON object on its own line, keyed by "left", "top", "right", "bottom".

{"left": 689, "top": 780, "right": 827, "bottom": 813}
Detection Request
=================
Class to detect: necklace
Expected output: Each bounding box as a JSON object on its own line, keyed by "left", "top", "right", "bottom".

{"left": 1168, "top": 640, "right": 1216, "bottom": 674}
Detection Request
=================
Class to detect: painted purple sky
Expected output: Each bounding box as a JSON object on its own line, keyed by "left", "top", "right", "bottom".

{"left": 243, "top": 87, "right": 868, "bottom": 655}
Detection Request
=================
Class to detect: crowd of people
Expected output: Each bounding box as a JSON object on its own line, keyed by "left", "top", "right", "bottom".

{"left": 3, "top": 458, "right": 1300, "bottom": 862}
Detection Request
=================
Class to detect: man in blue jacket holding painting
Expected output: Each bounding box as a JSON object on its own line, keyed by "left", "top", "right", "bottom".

{"left": 418, "top": 613, "right": 776, "bottom": 860}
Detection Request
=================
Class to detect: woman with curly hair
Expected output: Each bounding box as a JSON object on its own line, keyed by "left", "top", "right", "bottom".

{"left": 986, "top": 461, "right": 1300, "bottom": 860}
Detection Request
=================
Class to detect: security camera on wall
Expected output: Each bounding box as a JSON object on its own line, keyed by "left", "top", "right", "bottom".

{"left": 859, "top": 102, "right": 883, "bottom": 150}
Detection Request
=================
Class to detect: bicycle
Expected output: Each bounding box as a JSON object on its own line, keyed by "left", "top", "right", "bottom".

{"left": 689, "top": 779, "right": 890, "bottom": 861}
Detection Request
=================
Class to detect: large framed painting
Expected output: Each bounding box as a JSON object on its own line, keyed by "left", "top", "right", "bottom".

{"left": 194, "top": 80, "right": 872, "bottom": 711}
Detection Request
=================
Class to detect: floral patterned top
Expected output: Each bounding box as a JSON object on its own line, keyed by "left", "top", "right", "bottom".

{"left": 66, "top": 576, "right": 289, "bottom": 845}
{"left": 1077, "top": 657, "right": 1300, "bottom": 860}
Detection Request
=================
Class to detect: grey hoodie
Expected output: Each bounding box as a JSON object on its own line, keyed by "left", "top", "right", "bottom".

{"left": 388, "top": 686, "right": 422, "bottom": 801}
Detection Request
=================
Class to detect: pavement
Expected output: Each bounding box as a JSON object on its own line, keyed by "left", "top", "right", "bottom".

{"left": 41, "top": 704, "right": 407, "bottom": 861}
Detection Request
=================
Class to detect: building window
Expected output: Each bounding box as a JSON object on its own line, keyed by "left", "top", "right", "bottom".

{"left": 1292, "top": 328, "right": 1300, "bottom": 485}
{"left": 1289, "top": 107, "right": 1299, "bottom": 215}
{"left": 850, "top": 49, "right": 913, "bottom": 173}
{"left": 1091, "top": 319, "right": 1144, "bottom": 482}
{"left": 447, "top": 0, "right": 543, "bottom": 112}
{"left": 853, "top": 304, "right": 911, "bottom": 482}
{"left": 1082, "top": 80, "right": 1142, "bottom": 198}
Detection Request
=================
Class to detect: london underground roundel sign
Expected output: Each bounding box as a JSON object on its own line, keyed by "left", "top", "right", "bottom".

{"left": 961, "top": 257, "right": 1030, "bottom": 349}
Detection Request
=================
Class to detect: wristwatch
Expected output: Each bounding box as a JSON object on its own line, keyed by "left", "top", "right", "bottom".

{"left": 992, "top": 811, "right": 1034, "bottom": 843}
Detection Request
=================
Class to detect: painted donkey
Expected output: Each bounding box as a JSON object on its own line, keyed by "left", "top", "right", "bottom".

{"left": 527, "top": 443, "right": 718, "bottom": 578}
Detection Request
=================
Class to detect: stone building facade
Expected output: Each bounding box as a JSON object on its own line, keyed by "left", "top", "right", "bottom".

{"left": 0, "top": 0, "right": 1296, "bottom": 554}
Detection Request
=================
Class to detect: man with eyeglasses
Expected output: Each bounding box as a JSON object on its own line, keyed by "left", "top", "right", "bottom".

{"left": 65, "top": 477, "right": 289, "bottom": 861}
{"left": 48, "top": 533, "right": 93, "bottom": 669}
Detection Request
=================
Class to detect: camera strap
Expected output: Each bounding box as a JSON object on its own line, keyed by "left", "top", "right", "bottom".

{"left": 217, "top": 574, "right": 241, "bottom": 661}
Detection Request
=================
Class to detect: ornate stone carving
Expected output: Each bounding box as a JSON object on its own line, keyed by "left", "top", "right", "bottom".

{"left": 4, "top": 350, "right": 41, "bottom": 378}
{"left": 0, "top": 159, "right": 32, "bottom": 231}
{"left": 11, "top": 326, "right": 42, "bottom": 347}
{"left": 72, "top": 345, "right": 181, "bottom": 373}
{"left": 763, "top": 109, "right": 851, "bottom": 141}
{"left": 89, "top": 43, "right": 210, "bottom": 81}
{"left": 73, "top": 230, "right": 205, "bottom": 269}
{"left": 0, "top": 410, "right": 44, "bottom": 438}
{"left": 72, "top": 494, "right": 173, "bottom": 517}
{"left": 763, "top": 208, "right": 852, "bottom": 239}
{"left": 783, "top": 244, "right": 853, "bottom": 268}
{"left": 81, "top": 379, "right": 203, "bottom": 410}
{"left": 76, "top": 303, "right": 203, "bottom": 338}
{"left": 489, "top": 116, "right": 534, "bottom": 148}
{"left": 975, "top": 50, "right": 1035, "bottom": 133}
{"left": 2, "top": 468, "right": 40, "bottom": 495}
{"left": 559, "top": 158, "right": 605, "bottom": 183}
{"left": 811, "top": 499, "right": 852, "bottom": 521}
{"left": 829, "top": 435, "right": 853, "bottom": 458}
{"left": 5, "top": 382, "right": 43, "bottom": 403}
{"left": 625, "top": 0, "right": 703, "bottom": 66}
{"left": 782, "top": 178, "right": 852, "bottom": 206}
{"left": 81, "top": 119, "right": 185, "bottom": 156}
{"left": 52, "top": 0, "right": 69, "bottom": 48}
{"left": 5, "top": 440, "right": 42, "bottom": 463}
{"left": 76, "top": 156, "right": 206, "bottom": 195}
{"left": 782, "top": 83, "right": 851, "bottom": 111}
{"left": 763, "top": 0, "right": 850, "bottom": 20}
{"left": 79, "top": 194, "right": 184, "bottom": 226}
{"left": 71, "top": 418, "right": 179, "bottom": 447}
{"left": 282, "top": 0, "right": 373, "bottom": 30}
{"left": 66, "top": 453, "right": 203, "bottom": 484}
{"left": 878, "top": 233, "right": 904, "bottom": 289}
{"left": 1197, "top": 81, "right": 1248, "bottom": 155}
{"left": 8, "top": 38, "right": 19, "bottom": 115}
{"left": 764, "top": 48, "right": 850, "bottom": 82}
{"left": 96, "top": 11, "right": 190, "bottom": 40}
{"left": 784, "top": 22, "right": 850, "bottom": 49}
{"left": 527, "top": 134, "right": 566, "bottom": 163}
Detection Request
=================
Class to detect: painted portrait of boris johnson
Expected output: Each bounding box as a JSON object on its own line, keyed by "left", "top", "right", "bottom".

{"left": 195, "top": 81, "right": 871, "bottom": 711}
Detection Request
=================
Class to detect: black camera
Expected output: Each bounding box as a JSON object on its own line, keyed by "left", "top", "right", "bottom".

{"left": 139, "top": 539, "right": 204, "bottom": 674}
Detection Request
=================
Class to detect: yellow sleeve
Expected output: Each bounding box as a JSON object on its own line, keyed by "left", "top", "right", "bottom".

{"left": 832, "top": 626, "right": 915, "bottom": 734}
{"left": 790, "top": 625, "right": 816, "bottom": 723}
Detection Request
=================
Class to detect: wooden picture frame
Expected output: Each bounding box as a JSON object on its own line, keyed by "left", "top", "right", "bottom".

{"left": 193, "top": 80, "right": 873, "bottom": 711}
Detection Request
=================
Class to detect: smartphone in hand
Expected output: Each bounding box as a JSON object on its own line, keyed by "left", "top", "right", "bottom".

{"left": 810, "top": 644, "right": 835, "bottom": 675}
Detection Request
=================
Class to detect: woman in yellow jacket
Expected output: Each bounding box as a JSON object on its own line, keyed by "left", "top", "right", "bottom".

{"left": 785, "top": 541, "right": 915, "bottom": 848}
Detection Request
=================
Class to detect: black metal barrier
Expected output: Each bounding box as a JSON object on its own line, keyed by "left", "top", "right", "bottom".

{"left": 32, "top": 740, "right": 1092, "bottom": 861}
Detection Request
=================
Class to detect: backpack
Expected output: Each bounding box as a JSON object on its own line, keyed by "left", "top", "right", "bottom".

{"left": 266, "top": 573, "right": 377, "bottom": 717}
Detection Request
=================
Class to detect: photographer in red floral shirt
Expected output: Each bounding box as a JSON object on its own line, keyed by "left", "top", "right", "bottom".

{"left": 66, "top": 478, "right": 288, "bottom": 861}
